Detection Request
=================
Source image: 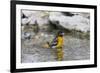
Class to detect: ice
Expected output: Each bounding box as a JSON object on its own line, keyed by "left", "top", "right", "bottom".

{"left": 49, "top": 12, "right": 90, "bottom": 32}
{"left": 22, "top": 11, "right": 90, "bottom": 32}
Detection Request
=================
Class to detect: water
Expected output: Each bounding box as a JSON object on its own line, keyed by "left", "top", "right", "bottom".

{"left": 21, "top": 34, "right": 90, "bottom": 63}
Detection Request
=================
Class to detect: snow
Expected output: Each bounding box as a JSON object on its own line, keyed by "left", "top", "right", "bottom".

{"left": 21, "top": 18, "right": 29, "bottom": 25}
{"left": 22, "top": 10, "right": 49, "bottom": 26}
{"left": 22, "top": 10, "right": 90, "bottom": 32}
{"left": 49, "top": 12, "right": 90, "bottom": 32}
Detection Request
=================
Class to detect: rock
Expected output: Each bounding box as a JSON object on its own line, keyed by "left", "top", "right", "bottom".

{"left": 21, "top": 32, "right": 31, "bottom": 40}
